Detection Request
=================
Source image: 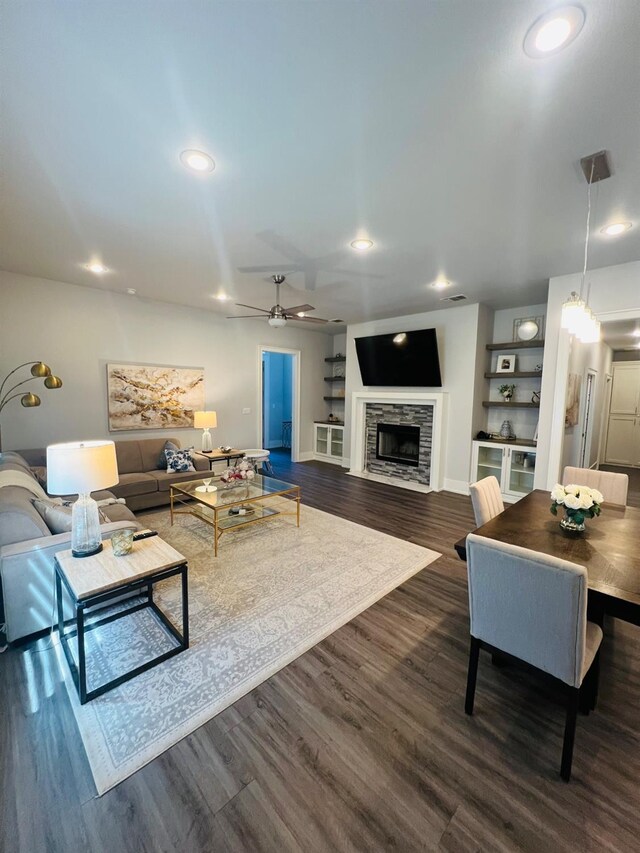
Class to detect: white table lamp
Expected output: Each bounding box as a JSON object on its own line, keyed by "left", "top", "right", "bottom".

{"left": 194, "top": 410, "right": 217, "bottom": 452}
{"left": 47, "top": 440, "right": 119, "bottom": 558}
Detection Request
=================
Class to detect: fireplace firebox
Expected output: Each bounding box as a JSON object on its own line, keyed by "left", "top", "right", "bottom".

{"left": 376, "top": 423, "right": 420, "bottom": 467}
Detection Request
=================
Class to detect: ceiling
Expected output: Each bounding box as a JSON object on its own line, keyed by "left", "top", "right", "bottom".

{"left": 1, "top": 0, "right": 639, "bottom": 327}
{"left": 601, "top": 318, "right": 640, "bottom": 351}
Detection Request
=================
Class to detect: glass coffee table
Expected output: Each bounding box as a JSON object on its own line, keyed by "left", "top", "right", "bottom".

{"left": 170, "top": 474, "right": 301, "bottom": 556}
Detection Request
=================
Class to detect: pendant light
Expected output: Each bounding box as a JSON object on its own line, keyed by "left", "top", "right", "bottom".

{"left": 561, "top": 154, "right": 602, "bottom": 343}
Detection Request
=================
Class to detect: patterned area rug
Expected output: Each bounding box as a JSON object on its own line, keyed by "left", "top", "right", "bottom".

{"left": 59, "top": 502, "right": 440, "bottom": 795}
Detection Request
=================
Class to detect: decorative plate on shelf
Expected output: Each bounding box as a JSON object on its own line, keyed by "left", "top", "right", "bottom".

{"left": 513, "top": 315, "right": 544, "bottom": 341}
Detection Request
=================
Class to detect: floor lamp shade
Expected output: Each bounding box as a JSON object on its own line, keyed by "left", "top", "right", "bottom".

{"left": 47, "top": 441, "right": 119, "bottom": 557}
{"left": 194, "top": 411, "right": 217, "bottom": 452}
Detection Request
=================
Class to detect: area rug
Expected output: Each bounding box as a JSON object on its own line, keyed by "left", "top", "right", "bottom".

{"left": 58, "top": 502, "right": 440, "bottom": 795}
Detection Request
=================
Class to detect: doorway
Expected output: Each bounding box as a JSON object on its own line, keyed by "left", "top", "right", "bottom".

{"left": 579, "top": 369, "right": 597, "bottom": 468}
{"left": 259, "top": 348, "right": 298, "bottom": 464}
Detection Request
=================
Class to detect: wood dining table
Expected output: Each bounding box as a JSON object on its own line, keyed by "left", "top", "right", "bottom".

{"left": 455, "top": 489, "right": 640, "bottom": 626}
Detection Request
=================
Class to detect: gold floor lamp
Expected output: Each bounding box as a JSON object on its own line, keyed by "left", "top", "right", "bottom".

{"left": 0, "top": 361, "right": 63, "bottom": 451}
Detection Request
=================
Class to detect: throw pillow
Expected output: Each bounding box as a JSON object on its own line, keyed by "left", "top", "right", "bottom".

{"left": 159, "top": 440, "right": 180, "bottom": 469}
{"left": 33, "top": 498, "right": 107, "bottom": 535}
{"left": 165, "top": 448, "right": 196, "bottom": 473}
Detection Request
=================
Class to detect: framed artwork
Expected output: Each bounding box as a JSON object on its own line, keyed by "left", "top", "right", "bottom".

{"left": 565, "top": 372, "right": 581, "bottom": 427}
{"left": 107, "top": 363, "right": 205, "bottom": 431}
{"left": 513, "top": 315, "right": 545, "bottom": 341}
{"left": 496, "top": 354, "right": 516, "bottom": 373}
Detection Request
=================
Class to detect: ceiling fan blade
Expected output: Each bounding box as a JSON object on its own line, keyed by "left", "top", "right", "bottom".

{"left": 237, "top": 264, "right": 301, "bottom": 274}
{"left": 235, "top": 303, "right": 270, "bottom": 313}
{"left": 257, "top": 229, "right": 309, "bottom": 262}
{"left": 226, "top": 314, "right": 269, "bottom": 319}
{"left": 290, "top": 315, "right": 329, "bottom": 324}
{"left": 283, "top": 304, "right": 315, "bottom": 314}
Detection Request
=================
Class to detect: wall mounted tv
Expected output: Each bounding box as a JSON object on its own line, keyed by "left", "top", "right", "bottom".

{"left": 355, "top": 328, "right": 442, "bottom": 387}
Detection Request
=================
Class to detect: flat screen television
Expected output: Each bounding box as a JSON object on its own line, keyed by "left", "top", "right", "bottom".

{"left": 354, "top": 328, "right": 442, "bottom": 387}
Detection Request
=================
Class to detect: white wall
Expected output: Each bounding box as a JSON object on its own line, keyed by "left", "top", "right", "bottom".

{"left": 537, "top": 260, "right": 640, "bottom": 489}
{"left": 0, "top": 271, "right": 332, "bottom": 453}
{"left": 344, "top": 303, "right": 483, "bottom": 493}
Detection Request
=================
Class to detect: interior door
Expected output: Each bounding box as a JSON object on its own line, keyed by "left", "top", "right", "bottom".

{"left": 610, "top": 363, "right": 640, "bottom": 414}
{"left": 605, "top": 415, "right": 637, "bottom": 465}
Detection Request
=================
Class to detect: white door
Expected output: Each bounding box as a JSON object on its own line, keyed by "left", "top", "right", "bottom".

{"left": 605, "top": 415, "right": 637, "bottom": 465}
{"left": 609, "top": 363, "right": 640, "bottom": 414}
{"left": 579, "top": 370, "right": 597, "bottom": 468}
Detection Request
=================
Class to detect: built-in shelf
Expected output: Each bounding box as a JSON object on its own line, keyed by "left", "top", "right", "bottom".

{"left": 325, "top": 356, "right": 346, "bottom": 363}
{"left": 482, "top": 401, "right": 540, "bottom": 409}
{"left": 324, "top": 396, "right": 346, "bottom": 402}
{"left": 324, "top": 376, "right": 345, "bottom": 382}
{"left": 486, "top": 340, "right": 545, "bottom": 351}
{"left": 484, "top": 371, "right": 543, "bottom": 379}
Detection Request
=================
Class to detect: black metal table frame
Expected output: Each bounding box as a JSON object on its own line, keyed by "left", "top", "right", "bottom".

{"left": 55, "top": 560, "right": 189, "bottom": 704}
{"left": 196, "top": 451, "right": 245, "bottom": 470}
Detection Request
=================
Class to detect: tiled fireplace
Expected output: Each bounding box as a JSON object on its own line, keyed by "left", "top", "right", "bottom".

{"left": 348, "top": 391, "right": 447, "bottom": 493}
{"left": 365, "top": 403, "right": 433, "bottom": 486}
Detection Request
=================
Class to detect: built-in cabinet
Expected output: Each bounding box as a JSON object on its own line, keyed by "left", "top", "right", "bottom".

{"left": 471, "top": 440, "right": 538, "bottom": 503}
{"left": 605, "top": 362, "right": 640, "bottom": 466}
{"left": 314, "top": 422, "right": 344, "bottom": 464}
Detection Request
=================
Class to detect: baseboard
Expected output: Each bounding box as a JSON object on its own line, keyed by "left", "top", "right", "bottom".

{"left": 443, "top": 478, "right": 470, "bottom": 495}
{"left": 341, "top": 457, "right": 351, "bottom": 469}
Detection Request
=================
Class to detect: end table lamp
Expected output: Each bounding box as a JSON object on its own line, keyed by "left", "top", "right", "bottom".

{"left": 47, "top": 440, "right": 119, "bottom": 558}
{"left": 194, "top": 410, "right": 217, "bottom": 452}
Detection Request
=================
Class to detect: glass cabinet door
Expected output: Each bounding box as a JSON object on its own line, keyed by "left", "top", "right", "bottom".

{"left": 507, "top": 449, "right": 536, "bottom": 496}
{"left": 316, "top": 426, "right": 329, "bottom": 455}
{"left": 330, "top": 427, "right": 343, "bottom": 458}
{"left": 476, "top": 444, "right": 504, "bottom": 482}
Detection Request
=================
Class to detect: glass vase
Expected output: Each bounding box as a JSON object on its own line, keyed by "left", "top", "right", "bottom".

{"left": 560, "top": 511, "right": 586, "bottom": 533}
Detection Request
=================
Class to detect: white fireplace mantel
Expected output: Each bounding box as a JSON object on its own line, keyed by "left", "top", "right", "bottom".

{"left": 348, "top": 390, "right": 448, "bottom": 492}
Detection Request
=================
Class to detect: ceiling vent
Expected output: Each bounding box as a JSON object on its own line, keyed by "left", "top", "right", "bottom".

{"left": 440, "top": 293, "right": 467, "bottom": 302}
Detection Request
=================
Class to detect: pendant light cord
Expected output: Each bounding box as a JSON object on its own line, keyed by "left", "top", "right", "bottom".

{"left": 579, "top": 157, "right": 596, "bottom": 300}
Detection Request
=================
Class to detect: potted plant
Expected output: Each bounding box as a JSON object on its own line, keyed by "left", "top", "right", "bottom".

{"left": 550, "top": 483, "right": 604, "bottom": 533}
{"left": 498, "top": 383, "right": 515, "bottom": 402}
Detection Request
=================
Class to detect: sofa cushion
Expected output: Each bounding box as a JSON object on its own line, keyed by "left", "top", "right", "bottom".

{"left": 101, "top": 502, "right": 139, "bottom": 524}
{"left": 109, "top": 472, "right": 159, "bottom": 499}
{"left": 0, "top": 485, "right": 51, "bottom": 548}
{"left": 33, "top": 498, "right": 108, "bottom": 534}
{"left": 157, "top": 440, "right": 180, "bottom": 469}
{"left": 165, "top": 448, "right": 196, "bottom": 473}
{"left": 0, "top": 452, "right": 32, "bottom": 471}
{"left": 114, "top": 440, "right": 144, "bottom": 475}
{"left": 148, "top": 470, "right": 202, "bottom": 492}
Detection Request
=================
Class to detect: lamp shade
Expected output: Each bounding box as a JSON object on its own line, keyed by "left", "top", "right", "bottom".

{"left": 194, "top": 410, "right": 217, "bottom": 429}
{"left": 47, "top": 440, "right": 119, "bottom": 495}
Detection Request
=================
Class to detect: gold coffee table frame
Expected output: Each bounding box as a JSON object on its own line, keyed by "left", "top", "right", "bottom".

{"left": 170, "top": 474, "right": 301, "bottom": 556}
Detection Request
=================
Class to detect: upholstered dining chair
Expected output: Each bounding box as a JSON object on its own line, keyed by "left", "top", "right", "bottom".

{"left": 469, "top": 476, "right": 504, "bottom": 526}
{"left": 562, "top": 466, "right": 628, "bottom": 506}
{"left": 464, "top": 533, "right": 603, "bottom": 782}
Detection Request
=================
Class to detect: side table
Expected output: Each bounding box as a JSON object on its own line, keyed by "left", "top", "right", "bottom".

{"left": 55, "top": 535, "right": 189, "bottom": 704}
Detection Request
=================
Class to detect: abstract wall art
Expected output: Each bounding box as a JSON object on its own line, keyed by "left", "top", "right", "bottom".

{"left": 565, "top": 372, "right": 581, "bottom": 428}
{"left": 106, "top": 363, "right": 205, "bottom": 431}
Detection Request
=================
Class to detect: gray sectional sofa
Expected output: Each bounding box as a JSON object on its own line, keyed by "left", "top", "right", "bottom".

{"left": 0, "top": 437, "right": 209, "bottom": 643}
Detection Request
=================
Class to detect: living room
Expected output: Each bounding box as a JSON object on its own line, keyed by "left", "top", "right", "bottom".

{"left": 2, "top": 2, "right": 640, "bottom": 851}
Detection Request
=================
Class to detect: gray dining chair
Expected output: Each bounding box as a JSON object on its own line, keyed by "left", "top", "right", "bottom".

{"left": 469, "top": 475, "right": 504, "bottom": 526}
{"left": 562, "top": 466, "right": 628, "bottom": 506}
{"left": 464, "top": 533, "right": 603, "bottom": 782}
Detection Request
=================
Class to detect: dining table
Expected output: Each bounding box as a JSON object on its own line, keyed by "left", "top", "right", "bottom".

{"left": 455, "top": 489, "right": 640, "bottom": 626}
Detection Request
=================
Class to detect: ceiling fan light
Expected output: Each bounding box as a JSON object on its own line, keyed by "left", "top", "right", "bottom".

{"left": 268, "top": 317, "right": 287, "bottom": 328}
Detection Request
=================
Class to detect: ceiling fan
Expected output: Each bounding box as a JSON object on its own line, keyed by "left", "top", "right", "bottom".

{"left": 227, "top": 275, "right": 343, "bottom": 327}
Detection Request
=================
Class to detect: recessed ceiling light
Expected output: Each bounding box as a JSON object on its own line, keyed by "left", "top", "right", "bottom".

{"left": 430, "top": 278, "right": 451, "bottom": 290}
{"left": 523, "top": 6, "right": 585, "bottom": 58}
{"left": 127, "top": 288, "right": 137, "bottom": 295}
{"left": 601, "top": 221, "right": 632, "bottom": 237}
{"left": 85, "top": 262, "right": 109, "bottom": 274}
{"left": 180, "top": 149, "right": 215, "bottom": 173}
{"left": 213, "top": 293, "right": 229, "bottom": 301}
{"left": 350, "top": 238, "right": 373, "bottom": 251}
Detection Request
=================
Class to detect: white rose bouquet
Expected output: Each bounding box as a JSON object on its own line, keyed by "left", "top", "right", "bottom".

{"left": 550, "top": 483, "right": 604, "bottom": 531}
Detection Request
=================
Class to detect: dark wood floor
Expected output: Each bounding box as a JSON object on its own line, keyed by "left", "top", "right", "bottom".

{"left": 2, "top": 453, "right": 639, "bottom": 852}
